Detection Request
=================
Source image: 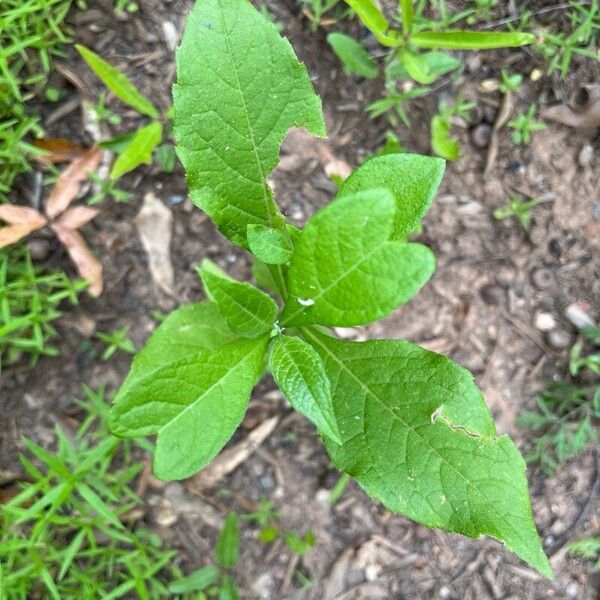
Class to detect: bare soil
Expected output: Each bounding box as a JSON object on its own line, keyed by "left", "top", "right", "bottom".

{"left": 2, "top": 0, "right": 599, "bottom": 598}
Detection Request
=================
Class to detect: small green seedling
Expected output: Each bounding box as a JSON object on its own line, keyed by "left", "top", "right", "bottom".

{"left": 519, "top": 327, "right": 600, "bottom": 475}
{"left": 96, "top": 325, "right": 136, "bottom": 361}
{"left": 499, "top": 69, "right": 523, "bottom": 94}
{"left": 168, "top": 513, "right": 241, "bottom": 598}
{"left": 568, "top": 537, "right": 600, "bottom": 569}
{"left": 299, "top": 0, "right": 346, "bottom": 30}
{"left": 76, "top": 45, "right": 169, "bottom": 181}
{"left": 109, "top": 0, "right": 552, "bottom": 578}
{"left": 430, "top": 95, "right": 475, "bottom": 160}
{"left": 327, "top": 0, "right": 534, "bottom": 157}
{"left": 493, "top": 195, "right": 544, "bottom": 231}
{"left": 508, "top": 103, "right": 546, "bottom": 145}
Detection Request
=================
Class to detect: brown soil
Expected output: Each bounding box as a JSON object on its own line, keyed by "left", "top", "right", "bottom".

{"left": 2, "top": 0, "right": 599, "bottom": 598}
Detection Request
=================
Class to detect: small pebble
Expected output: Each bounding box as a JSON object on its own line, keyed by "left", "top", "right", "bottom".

{"left": 566, "top": 582, "right": 578, "bottom": 598}
{"left": 27, "top": 238, "right": 51, "bottom": 261}
{"left": 565, "top": 302, "right": 596, "bottom": 329}
{"left": 259, "top": 474, "right": 275, "bottom": 490}
{"left": 578, "top": 144, "right": 593, "bottom": 167}
{"left": 592, "top": 202, "right": 600, "bottom": 222}
{"left": 470, "top": 123, "right": 492, "bottom": 149}
{"left": 364, "top": 565, "right": 379, "bottom": 582}
{"left": 169, "top": 194, "right": 185, "bottom": 205}
{"left": 439, "top": 586, "right": 451, "bottom": 599}
{"left": 480, "top": 283, "right": 504, "bottom": 306}
{"left": 531, "top": 268, "right": 554, "bottom": 290}
{"left": 548, "top": 329, "right": 572, "bottom": 350}
{"left": 534, "top": 312, "right": 557, "bottom": 332}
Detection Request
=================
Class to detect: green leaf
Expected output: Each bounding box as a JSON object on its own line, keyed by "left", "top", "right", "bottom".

{"left": 338, "top": 153, "right": 445, "bottom": 239}
{"left": 399, "top": 0, "right": 414, "bottom": 34}
{"left": 270, "top": 335, "right": 341, "bottom": 444}
{"left": 110, "top": 336, "right": 269, "bottom": 480}
{"left": 75, "top": 45, "right": 159, "bottom": 117}
{"left": 199, "top": 260, "right": 278, "bottom": 338}
{"left": 173, "top": 0, "right": 326, "bottom": 248}
{"left": 398, "top": 50, "right": 460, "bottom": 84}
{"left": 327, "top": 33, "right": 378, "bottom": 79}
{"left": 110, "top": 121, "right": 163, "bottom": 179}
{"left": 124, "top": 302, "right": 237, "bottom": 383}
{"left": 431, "top": 114, "right": 459, "bottom": 160}
{"left": 169, "top": 565, "right": 220, "bottom": 593}
{"left": 219, "top": 576, "right": 239, "bottom": 600}
{"left": 302, "top": 329, "right": 552, "bottom": 578}
{"left": 342, "top": 0, "right": 400, "bottom": 47}
{"left": 285, "top": 531, "right": 315, "bottom": 556}
{"left": 280, "top": 189, "right": 435, "bottom": 327}
{"left": 411, "top": 30, "right": 536, "bottom": 50}
{"left": 247, "top": 224, "right": 293, "bottom": 264}
{"left": 216, "top": 513, "right": 239, "bottom": 568}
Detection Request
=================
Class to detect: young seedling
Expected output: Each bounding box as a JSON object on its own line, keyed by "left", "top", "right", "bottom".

{"left": 110, "top": 0, "right": 551, "bottom": 578}
{"left": 499, "top": 69, "right": 523, "bottom": 94}
{"left": 508, "top": 103, "right": 547, "bottom": 145}
{"left": 168, "top": 513, "right": 241, "bottom": 598}
{"left": 493, "top": 194, "right": 544, "bottom": 231}
{"left": 430, "top": 95, "right": 476, "bottom": 160}
{"left": 96, "top": 325, "right": 136, "bottom": 361}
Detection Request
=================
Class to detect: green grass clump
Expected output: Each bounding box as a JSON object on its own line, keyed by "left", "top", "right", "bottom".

{"left": 0, "top": 0, "right": 75, "bottom": 203}
{"left": 0, "top": 246, "right": 87, "bottom": 365}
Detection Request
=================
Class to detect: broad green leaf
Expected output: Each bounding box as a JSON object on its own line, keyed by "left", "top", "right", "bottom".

{"left": 303, "top": 329, "right": 552, "bottom": 578}
{"left": 75, "top": 45, "right": 159, "bottom": 117}
{"left": 110, "top": 336, "right": 269, "bottom": 480}
{"left": 270, "top": 335, "right": 341, "bottom": 444}
{"left": 199, "top": 260, "right": 278, "bottom": 338}
{"left": 327, "top": 33, "right": 378, "bottom": 79}
{"left": 411, "top": 30, "right": 536, "bottom": 50}
{"left": 388, "top": 50, "right": 460, "bottom": 83}
{"left": 280, "top": 190, "right": 435, "bottom": 327}
{"left": 431, "top": 115, "right": 459, "bottom": 160}
{"left": 399, "top": 50, "right": 435, "bottom": 84}
{"left": 338, "top": 154, "right": 445, "bottom": 240}
{"left": 252, "top": 257, "right": 281, "bottom": 295}
{"left": 173, "top": 0, "right": 326, "bottom": 248}
{"left": 168, "top": 565, "right": 220, "bottom": 593}
{"left": 342, "top": 0, "right": 400, "bottom": 47}
{"left": 399, "top": 0, "right": 414, "bottom": 34}
{"left": 216, "top": 513, "right": 239, "bottom": 568}
{"left": 247, "top": 224, "right": 293, "bottom": 264}
{"left": 123, "top": 302, "right": 236, "bottom": 384}
{"left": 110, "top": 121, "right": 163, "bottom": 179}
{"left": 219, "top": 576, "right": 239, "bottom": 600}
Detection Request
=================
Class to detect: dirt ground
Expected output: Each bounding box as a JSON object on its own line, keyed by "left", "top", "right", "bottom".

{"left": 2, "top": 0, "right": 599, "bottom": 598}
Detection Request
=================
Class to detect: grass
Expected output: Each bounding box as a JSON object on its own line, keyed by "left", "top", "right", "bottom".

{"left": 0, "top": 386, "right": 182, "bottom": 600}
{"left": 0, "top": 246, "right": 87, "bottom": 365}
{"left": 0, "top": 0, "right": 75, "bottom": 203}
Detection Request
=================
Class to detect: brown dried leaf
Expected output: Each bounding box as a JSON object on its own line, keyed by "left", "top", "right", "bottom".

{"left": 55, "top": 206, "right": 99, "bottom": 230}
{"left": 46, "top": 147, "right": 102, "bottom": 219}
{"left": 0, "top": 224, "right": 43, "bottom": 248}
{"left": 33, "top": 138, "right": 88, "bottom": 165}
{"left": 0, "top": 205, "right": 47, "bottom": 227}
{"left": 542, "top": 86, "right": 600, "bottom": 128}
{"left": 51, "top": 224, "right": 103, "bottom": 296}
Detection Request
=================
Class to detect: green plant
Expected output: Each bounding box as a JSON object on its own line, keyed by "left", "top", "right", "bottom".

{"left": 0, "top": 246, "right": 86, "bottom": 365}
{"left": 499, "top": 68, "right": 523, "bottom": 93}
{"left": 430, "top": 95, "right": 475, "bottom": 160}
{"left": 109, "top": 0, "right": 551, "bottom": 578}
{"left": 168, "top": 513, "right": 241, "bottom": 598}
{"left": 493, "top": 194, "right": 544, "bottom": 231}
{"left": 327, "top": 0, "right": 534, "bottom": 157}
{"left": 508, "top": 103, "right": 546, "bottom": 145}
{"left": 76, "top": 45, "right": 169, "bottom": 182}
{"left": 533, "top": 0, "right": 600, "bottom": 79}
{"left": 96, "top": 325, "right": 136, "bottom": 361}
{"left": 568, "top": 537, "right": 600, "bottom": 569}
{"left": 519, "top": 328, "right": 600, "bottom": 476}
{"left": 298, "top": 0, "right": 346, "bottom": 30}
{"left": 0, "top": 387, "right": 179, "bottom": 599}
{"left": 0, "top": 0, "right": 74, "bottom": 203}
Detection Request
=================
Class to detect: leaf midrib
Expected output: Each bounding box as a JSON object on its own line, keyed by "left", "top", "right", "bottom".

{"left": 158, "top": 340, "right": 265, "bottom": 434}
{"left": 302, "top": 328, "right": 529, "bottom": 548}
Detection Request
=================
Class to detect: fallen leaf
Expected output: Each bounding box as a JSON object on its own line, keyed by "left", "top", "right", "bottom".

{"left": 0, "top": 224, "right": 44, "bottom": 248}
{"left": 55, "top": 206, "right": 99, "bottom": 230}
{"left": 134, "top": 192, "right": 174, "bottom": 295}
{"left": 46, "top": 147, "right": 102, "bottom": 219}
{"left": 33, "top": 138, "right": 88, "bottom": 165}
{"left": 0, "top": 205, "right": 47, "bottom": 227}
{"left": 542, "top": 85, "right": 600, "bottom": 128}
{"left": 52, "top": 224, "right": 103, "bottom": 296}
